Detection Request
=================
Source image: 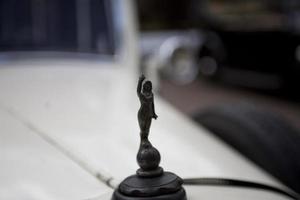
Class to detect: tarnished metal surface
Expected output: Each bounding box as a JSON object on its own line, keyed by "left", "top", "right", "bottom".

{"left": 136, "top": 75, "right": 162, "bottom": 177}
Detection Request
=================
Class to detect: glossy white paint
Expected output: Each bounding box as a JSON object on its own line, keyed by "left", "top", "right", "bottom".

{"left": 0, "top": 108, "right": 111, "bottom": 200}
{"left": 0, "top": 61, "right": 289, "bottom": 199}
{"left": 184, "top": 185, "right": 292, "bottom": 200}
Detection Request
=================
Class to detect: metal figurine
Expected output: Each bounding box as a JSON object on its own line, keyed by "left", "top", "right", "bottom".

{"left": 112, "top": 75, "right": 187, "bottom": 200}
{"left": 137, "top": 74, "right": 158, "bottom": 140}
{"left": 136, "top": 75, "right": 163, "bottom": 177}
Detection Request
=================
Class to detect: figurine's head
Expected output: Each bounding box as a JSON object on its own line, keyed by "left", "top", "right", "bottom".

{"left": 142, "top": 81, "right": 152, "bottom": 93}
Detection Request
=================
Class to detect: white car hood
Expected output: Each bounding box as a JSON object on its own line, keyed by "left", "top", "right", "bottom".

{"left": 0, "top": 103, "right": 111, "bottom": 200}
{"left": 0, "top": 60, "right": 288, "bottom": 199}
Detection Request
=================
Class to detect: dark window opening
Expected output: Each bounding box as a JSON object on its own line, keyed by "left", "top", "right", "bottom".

{"left": 0, "top": 0, "right": 115, "bottom": 55}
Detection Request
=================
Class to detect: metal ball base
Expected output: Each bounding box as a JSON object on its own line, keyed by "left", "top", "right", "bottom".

{"left": 112, "top": 172, "right": 187, "bottom": 200}
{"left": 136, "top": 166, "right": 164, "bottom": 177}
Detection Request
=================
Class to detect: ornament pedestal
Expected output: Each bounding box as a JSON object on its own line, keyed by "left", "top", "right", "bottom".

{"left": 111, "top": 75, "right": 187, "bottom": 200}
{"left": 112, "top": 172, "right": 186, "bottom": 200}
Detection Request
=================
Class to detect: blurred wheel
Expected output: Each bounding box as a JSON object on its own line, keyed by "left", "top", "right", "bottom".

{"left": 193, "top": 103, "right": 300, "bottom": 193}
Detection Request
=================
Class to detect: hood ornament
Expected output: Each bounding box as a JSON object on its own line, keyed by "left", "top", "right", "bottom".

{"left": 112, "top": 75, "right": 187, "bottom": 200}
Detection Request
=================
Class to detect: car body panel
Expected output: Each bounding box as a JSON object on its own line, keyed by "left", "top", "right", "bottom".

{"left": 0, "top": 62, "right": 284, "bottom": 188}
{"left": 0, "top": 107, "right": 111, "bottom": 200}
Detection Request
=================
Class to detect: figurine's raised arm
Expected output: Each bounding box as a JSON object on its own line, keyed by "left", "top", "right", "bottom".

{"left": 137, "top": 75, "right": 145, "bottom": 97}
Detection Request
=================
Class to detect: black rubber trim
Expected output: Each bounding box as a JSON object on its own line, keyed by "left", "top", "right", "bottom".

{"left": 183, "top": 178, "right": 300, "bottom": 200}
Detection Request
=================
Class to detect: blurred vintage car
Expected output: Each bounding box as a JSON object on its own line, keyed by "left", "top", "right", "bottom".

{"left": 140, "top": 0, "right": 300, "bottom": 97}
{"left": 195, "top": 0, "right": 300, "bottom": 94}
{"left": 0, "top": 0, "right": 299, "bottom": 199}
{"left": 140, "top": 30, "right": 203, "bottom": 86}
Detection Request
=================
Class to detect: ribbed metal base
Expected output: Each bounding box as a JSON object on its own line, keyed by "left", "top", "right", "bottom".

{"left": 112, "top": 188, "right": 186, "bottom": 200}
{"left": 111, "top": 171, "right": 186, "bottom": 200}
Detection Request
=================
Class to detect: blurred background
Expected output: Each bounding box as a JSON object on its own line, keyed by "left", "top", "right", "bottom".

{"left": 137, "top": 1, "right": 300, "bottom": 193}
{"left": 2, "top": 0, "right": 300, "bottom": 121}
{"left": 137, "top": 0, "right": 300, "bottom": 126}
